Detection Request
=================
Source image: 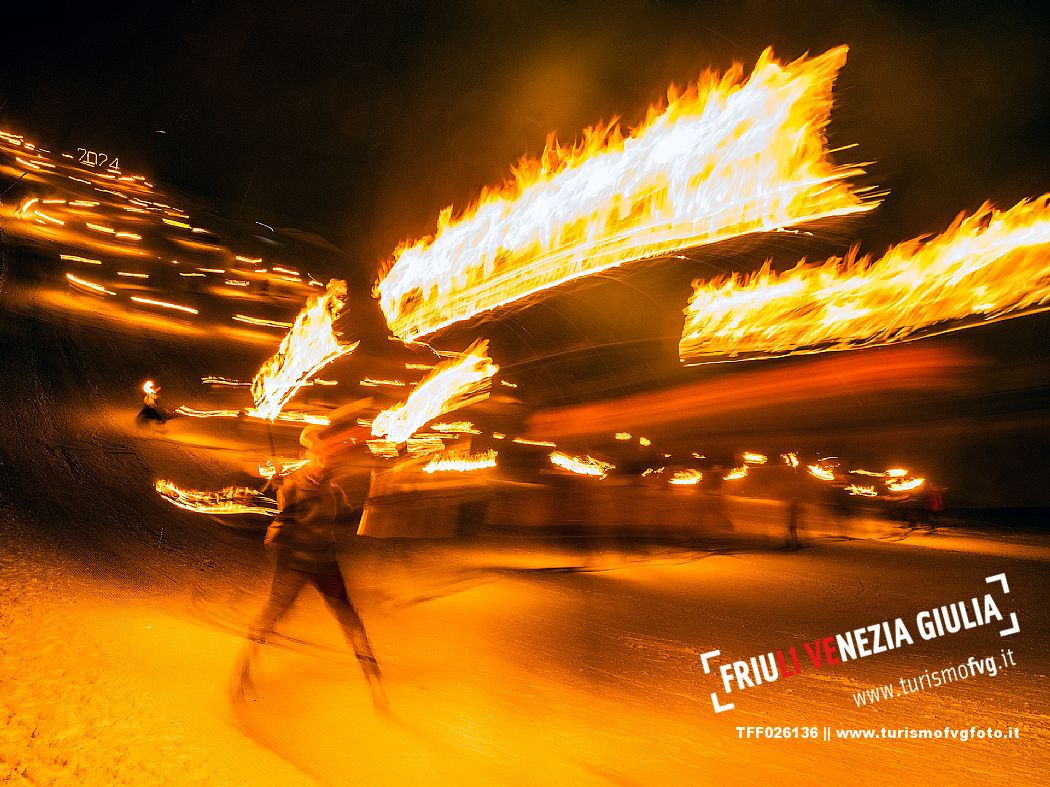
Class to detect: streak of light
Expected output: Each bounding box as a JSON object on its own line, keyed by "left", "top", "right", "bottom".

{"left": 614, "top": 432, "right": 632, "bottom": 440}
{"left": 371, "top": 339, "right": 498, "bottom": 444}
{"left": 845, "top": 484, "right": 878, "bottom": 497}
{"left": 492, "top": 432, "right": 506, "bottom": 440}
{"left": 638, "top": 437, "right": 652, "bottom": 447}
{"left": 130, "top": 296, "right": 199, "bottom": 315}
{"left": 225, "top": 280, "right": 250, "bottom": 287}
{"left": 60, "top": 254, "right": 102, "bottom": 265}
{"left": 723, "top": 465, "right": 748, "bottom": 481}
{"left": 198, "top": 267, "right": 226, "bottom": 274}
{"left": 163, "top": 218, "right": 192, "bottom": 229}
{"left": 258, "top": 459, "right": 311, "bottom": 479}
{"left": 549, "top": 451, "right": 613, "bottom": 478}
{"left": 117, "top": 272, "right": 149, "bottom": 278}
{"left": 886, "top": 476, "right": 925, "bottom": 492}
{"left": 155, "top": 480, "right": 279, "bottom": 516}
{"left": 681, "top": 195, "right": 1050, "bottom": 362}
{"left": 807, "top": 464, "right": 835, "bottom": 481}
{"left": 65, "top": 272, "right": 115, "bottom": 296}
{"left": 272, "top": 266, "right": 299, "bottom": 276}
{"left": 233, "top": 314, "right": 293, "bottom": 328}
{"left": 500, "top": 380, "right": 518, "bottom": 388}
{"left": 423, "top": 450, "right": 498, "bottom": 474}
{"left": 886, "top": 468, "right": 908, "bottom": 477}
{"left": 236, "top": 255, "right": 262, "bottom": 263}
{"left": 251, "top": 280, "right": 358, "bottom": 421}
{"left": 405, "top": 363, "right": 435, "bottom": 371}
{"left": 430, "top": 421, "right": 479, "bottom": 434}
{"left": 371, "top": 47, "right": 872, "bottom": 341}
{"left": 850, "top": 468, "right": 886, "bottom": 477}
{"left": 743, "top": 451, "right": 768, "bottom": 464}
{"left": 513, "top": 438, "right": 556, "bottom": 447}
{"left": 201, "top": 377, "right": 251, "bottom": 387}
{"left": 86, "top": 222, "right": 115, "bottom": 234}
{"left": 360, "top": 378, "right": 406, "bottom": 388}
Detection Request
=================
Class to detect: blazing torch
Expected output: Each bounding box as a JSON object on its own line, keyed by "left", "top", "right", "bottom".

{"left": 375, "top": 46, "right": 873, "bottom": 342}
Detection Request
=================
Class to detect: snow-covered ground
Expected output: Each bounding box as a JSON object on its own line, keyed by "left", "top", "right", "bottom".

{"left": 1, "top": 213, "right": 1048, "bottom": 785}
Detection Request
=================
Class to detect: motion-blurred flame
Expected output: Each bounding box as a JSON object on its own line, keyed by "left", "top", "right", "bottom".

{"left": 376, "top": 46, "right": 871, "bottom": 341}
{"left": 669, "top": 468, "right": 703, "bottom": 485}
{"left": 723, "top": 465, "right": 748, "bottom": 481}
{"left": 845, "top": 483, "right": 877, "bottom": 497}
{"left": 886, "top": 476, "right": 925, "bottom": 493}
{"left": 154, "top": 480, "right": 279, "bottom": 515}
{"left": 371, "top": 339, "right": 498, "bottom": 444}
{"left": 742, "top": 451, "right": 767, "bottom": 464}
{"left": 549, "top": 451, "right": 614, "bottom": 478}
{"left": 423, "top": 449, "right": 498, "bottom": 474}
{"left": 251, "top": 279, "right": 358, "bottom": 421}
{"left": 681, "top": 195, "right": 1050, "bottom": 362}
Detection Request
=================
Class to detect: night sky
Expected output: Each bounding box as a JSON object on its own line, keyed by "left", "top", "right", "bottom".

{"left": 2, "top": 0, "right": 1049, "bottom": 273}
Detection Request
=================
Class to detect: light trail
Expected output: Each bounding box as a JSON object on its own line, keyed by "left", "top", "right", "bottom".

{"left": 681, "top": 194, "right": 1050, "bottom": 362}
{"left": 65, "top": 272, "right": 115, "bottom": 296}
{"left": 549, "top": 451, "right": 614, "bottom": 478}
{"left": 375, "top": 46, "right": 872, "bottom": 341}
{"left": 130, "top": 296, "right": 199, "bottom": 315}
{"left": 251, "top": 279, "right": 358, "bottom": 421}
{"left": 422, "top": 449, "right": 498, "bottom": 474}
{"left": 154, "top": 480, "right": 279, "bottom": 516}
{"left": 371, "top": 339, "right": 498, "bottom": 444}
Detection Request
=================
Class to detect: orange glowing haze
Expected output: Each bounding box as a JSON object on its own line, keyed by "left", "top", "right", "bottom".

{"left": 371, "top": 339, "right": 498, "bottom": 444}
{"left": 375, "top": 46, "right": 873, "bottom": 341}
{"left": 251, "top": 279, "right": 359, "bottom": 421}
{"left": 680, "top": 195, "right": 1050, "bottom": 362}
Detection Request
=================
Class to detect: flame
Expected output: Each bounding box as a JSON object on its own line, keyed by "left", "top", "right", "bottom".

{"left": 681, "top": 195, "right": 1050, "bottom": 362}
{"left": 886, "top": 476, "right": 925, "bottom": 493}
{"left": 781, "top": 452, "right": 800, "bottom": 468}
{"left": 723, "top": 465, "right": 748, "bottom": 481}
{"left": 371, "top": 339, "right": 498, "bottom": 444}
{"left": 807, "top": 464, "right": 835, "bottom": 481}
{"left": 154, "top": 480, "right": 279, "bottom": 515}
{"left": 430, "top": 421, "right": 480, "bottom": 434}
{"left": 669, "top": 468, "right": 703, "bottom": 485}
{"left": 258, "top": 459, "right": 311, "bottom": 479}
{"left": 885, "top": 468, "right": 909, "bottom": 478}
{"left": 66, "top": 272, "right": 115, "bottom": 296}
{"left": 376, "top": 46, "right": 871, "bottom": 341}
{"left": 614, "top": 432, "right": 632, "bottom": 441}
{"left": 251, "top": 279, "right": 358, "bottom": 421}
{"left": 549, "top": 451, "right": 614, "bottom": 478}
{"left": 845, "top": 483, "right": 878, "bottom": 497}
{"left": 423, "top": 449, "right": 498, "bottom": 474}
{"left": 742, "top": 451, "right": 768, "bottom": 464}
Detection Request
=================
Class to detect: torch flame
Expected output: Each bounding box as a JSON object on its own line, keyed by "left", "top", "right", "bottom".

{"left": 549, "top": 451, "right": 614, "bottom": 478}
{"left": 422, "top": 449, "right": 498, "bottom": 474}
{"left": 376, "top": 46, "right": 872, "bottom": 341}
{"left": 371, "top": 339, "right": 498, "bottom": 444}
{"left": 155, "top": 480, "right": 279, "bottom": 515}
{"left": 251, "top": 279, "right": 358, "bottom": 421}
{"left": 681, "top": 195, "right": 1050, "bottom": 362}
{"left": 669, "top": 469, "right": 703, "bottom": 485}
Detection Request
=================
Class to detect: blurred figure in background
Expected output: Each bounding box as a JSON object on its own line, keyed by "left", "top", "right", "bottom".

{"left": 783, "top": 465, "right": 807, "bottom": 550}
{"left": 246, "top": 425, "right": 388, "bottom": 712}
{"left": 137, "top": 379, "right": 168, "bottom": 425}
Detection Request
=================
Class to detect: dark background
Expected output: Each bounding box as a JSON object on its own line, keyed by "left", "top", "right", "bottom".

{"left": 2, "top": 1, "right": 1048, "bottom": 270}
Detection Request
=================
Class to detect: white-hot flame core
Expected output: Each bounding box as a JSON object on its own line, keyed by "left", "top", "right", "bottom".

{"left": 669, "top": 469, "right": 703, "bottom": 485}
{"left": 251, "top": 279, "right": 358, "bottom": 421}
{"left": 422, "top": 450, "right": 498, "bottom": 474}
{"left": 549, "top": 451, "right": 614, "bottom": 478}
{"left": 376, "top": 46, "right": 871, "bottom": 341}
{"left": 371, "top": 339, "right": 498, "bottom": 444}
{"left": 154, "top": 480, "right": 279, "bottom": 515}
{"left": 681, "top": 195, "right": 1050, "bottom": 362}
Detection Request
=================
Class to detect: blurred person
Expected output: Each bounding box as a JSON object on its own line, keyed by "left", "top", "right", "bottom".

{"left": 783, "top": 465, "right": 807, "bottom": 550}
{"left": 136, "top": 379, "right": 168, "bottom": 425}
{"left": 246, "top": 425, "right": 388, "bottom": 712}
{"left": 921, "top": 483, "right": 945, "bottom": 532}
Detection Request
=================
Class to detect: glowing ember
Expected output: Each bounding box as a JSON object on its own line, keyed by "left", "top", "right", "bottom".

{"left": 614, "top": 432, "right": 633, "bottom": 441}
{"left": 251, "top": 279, "right": 358, "bottom": 421}
{"left": 371, "top": 339, "right": 498, "bottom": 444}
{"left": 423, "top": 449, "right": 498, "bottom": 474}
{"left": 669, "top": 469, "right": 703, "bottom": 485}
{"left": 681, "top": 195, "right": 1050, "bottom": 362}
{"left": 375, "top": 46, "right": 871, "bottom": 341}
{"left": 549, "top": 451, "right": 614, "bottom": 478}
{"left": 638, "top": 437, "right": 652, "bottom": 447}
{"left": 155, "top": 480, "right": 279, "bottom": 515}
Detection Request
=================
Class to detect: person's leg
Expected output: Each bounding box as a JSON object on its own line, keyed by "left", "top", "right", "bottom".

{"left": 250, "top": 551, "right": 308, "bottom": 643}
{"left": 313, "top": 570, "right": 389, "bottom": 710}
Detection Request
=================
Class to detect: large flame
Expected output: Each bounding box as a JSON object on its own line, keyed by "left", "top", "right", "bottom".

{"left": 376, "top": 46, "right": 872, "bottom": 341}
{"left": 371, "top": 339, "right": 498, "bottom": 444}
{"left": 422, "top": 449, "right": 498, "bottom": 474}
{"left": 155, "top": 480, "right": 279, "bottom": 515}
{"left": 681, "top": 195, "right": 1050, "bottom": 362}
{"left": 251, "top": 279, "right": 358, "bottom": 421}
